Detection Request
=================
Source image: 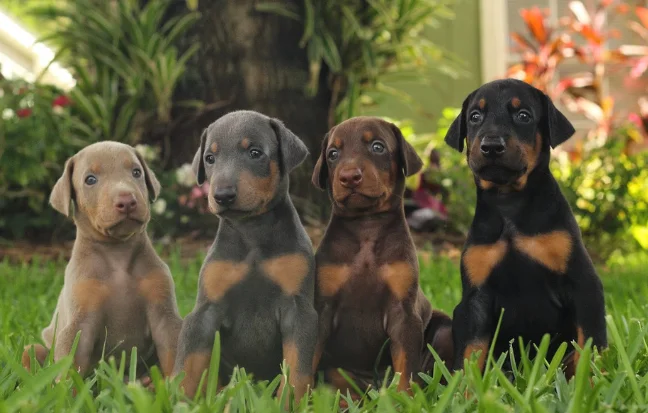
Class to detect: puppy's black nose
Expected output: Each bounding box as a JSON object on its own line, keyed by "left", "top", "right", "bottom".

{"left": 480, "top": 136, "right": 506, "bottom": 158}
{"left": 213, "top": 187, "right": 237, "bottom": 206}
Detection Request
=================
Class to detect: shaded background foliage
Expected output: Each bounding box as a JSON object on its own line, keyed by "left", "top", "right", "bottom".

{"left": 0, "top": 0, "right": 646, "bottom": 261}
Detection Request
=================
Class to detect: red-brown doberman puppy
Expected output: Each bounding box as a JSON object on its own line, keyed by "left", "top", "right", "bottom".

{"left": 311, "top": 116, "right": 453, "bottom": 397}
{"left": 22, "top": 141, "right": 183, "bottom": 380}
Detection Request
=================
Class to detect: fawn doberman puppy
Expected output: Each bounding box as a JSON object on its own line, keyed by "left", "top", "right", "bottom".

{"left": 21, "top": 141, "right": 183, "bottom": 380}
{"left": 311, "top": 116, "right": 454, "bottom": 396}
{"left": 174, "top": 110, "right": 317, "bottom": 404}
{"left": 444, "top": 79, "right": 607, "bottom": 377}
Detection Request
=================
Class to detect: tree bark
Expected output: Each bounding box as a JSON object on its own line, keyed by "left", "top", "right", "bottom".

{"left": 162, "top": 0, "right": 332, "bottom": 221}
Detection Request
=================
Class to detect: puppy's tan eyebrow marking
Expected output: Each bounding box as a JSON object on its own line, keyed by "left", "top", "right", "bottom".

{"left": 123, "top": 159, "right": 134, "bottom": 169}
{"left": 210, "top": 143, "right": 218, "bottom": 153}
{"left": 332, "top": 137, "right": 343, "bottom": 148}
{"left": 479, "top": 98, "right": 486, "bottom": 109}
{"left": 511, "top": 97, "right": 521, "bottom": 108}
{"left": 362, "top": 131, "right": 374, "bottom": 142}
{"left": 90, "top": 163, "right": 102, "bottom": 174}
{"left": 241, "top": 138, "right": 250, "bottom": 149}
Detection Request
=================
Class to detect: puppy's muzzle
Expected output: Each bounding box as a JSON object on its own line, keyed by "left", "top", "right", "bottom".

{"left": 338, "top": 167, "right": 363, "bottom": 189}
{"left": 213, "top": 186, "right": 237, "bottom": 206}
{"left": 480, "top": 136, "right": 506, "bottom": 159}
{"left": 115, "top": 192, "right": 137, "bottom": 214}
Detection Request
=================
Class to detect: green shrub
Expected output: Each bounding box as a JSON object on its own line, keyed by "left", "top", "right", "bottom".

{"left": 0, "top": 77, "right": 82, "bottom": 239}
{"left": 552, "top": 127, "right": 648, "bottom": 259}
{"left": 30, "top": 0, "right": 200, "bottom": 145}
{"left": 384, "top": 108, "right": 475, "bottom": 235}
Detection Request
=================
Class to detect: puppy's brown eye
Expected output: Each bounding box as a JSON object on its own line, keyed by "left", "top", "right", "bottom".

{"left": 132, "top": 168, "right": 142, "bottom": 178}
{"left": 517, "top": 110, "right": 532, "bottom": 123}
{"left": 469, "top": 111, "right": 482, "bottom": 123}
{"left": 371, "top": 141, "right": 385, "bottom": 154}
{"left": 85, "top": 175, "right": 97, "bottom": 186}
{"left": 249, "top": 148, "right": 263, "bottom": 159}
{"left": 327, "top": 149, "right": 339, "bottom": 161}
{"left": 205, "top": 154, "right": 215, "bottom": 164}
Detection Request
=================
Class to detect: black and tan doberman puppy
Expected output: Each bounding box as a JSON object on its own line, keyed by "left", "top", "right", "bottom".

{"left": 22, "top": 142, "right": 183, "bottom": 379}
{"left": 444, "top": 79, "right": 607, "bottom": 377}
{"left": 311, "top": 116, "right": 454, "bottom": 396}
{"left": 174, "top": 110, "right": 317, "bottom": 404}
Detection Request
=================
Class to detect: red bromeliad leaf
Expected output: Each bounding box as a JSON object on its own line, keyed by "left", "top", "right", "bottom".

{"left": 511, "top": 33, "right": 536, "bottom": 52}
{"left": 575, "top": 24, "right": 604, "bottom": 45}
{"left": 636, "top": 7, "right": 648, "bottom": 29}
{"left": 630, "top": 56, "right": 648, "bottom": 78}
{"left": 412, "top": 187, "right": 448, "bottom": 216}
{"left": 521, "top": 7, "right": 548, "bottom": 44}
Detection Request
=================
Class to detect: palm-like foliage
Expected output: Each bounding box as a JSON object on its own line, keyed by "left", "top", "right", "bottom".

{"left": 257, "top": 0, "right": 465, "bottom": 128}
{"left": 29, "top": 0, "right": 199, "bottom": 144}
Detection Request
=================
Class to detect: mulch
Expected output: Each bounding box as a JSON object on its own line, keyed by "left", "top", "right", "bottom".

{"left": 0, "top": 225, "right": 465, "bottom": 265}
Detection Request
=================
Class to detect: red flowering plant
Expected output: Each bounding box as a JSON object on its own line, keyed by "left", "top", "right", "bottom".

{"left": 506, "top": 1, "right": 648, "bottom": 257}
{"left": 0, "top": 74, "right": 82, "bottom": 238}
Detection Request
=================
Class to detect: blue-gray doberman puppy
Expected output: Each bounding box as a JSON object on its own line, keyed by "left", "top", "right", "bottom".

{"left": 173, "top": 110, "right": 317, "bottom": 405}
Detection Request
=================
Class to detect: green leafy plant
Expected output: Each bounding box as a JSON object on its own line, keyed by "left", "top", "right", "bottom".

{"left": 508, "top": 2, "right": 648, "bottom": 258}
{"left": 552, "top": 127, "right": 648, "bottom": 259}
{"left": 257, "top": 0, "right": 465, "bottom": 127}
{"left": 29, "top": 0, "right": 201, "bottom": 145}
{"left": 383, "top": 109, "right": 475, "bottom": 235}
{"left": 0, "top": 75, "right": 81, "bottom": 239}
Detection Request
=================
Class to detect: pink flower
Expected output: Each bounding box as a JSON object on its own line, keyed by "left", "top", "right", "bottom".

{"left": 52, "top": 95, "right": 72, "bottom": 107}
{"left": 17, "top": 108, "right": 32, "bottom": 118}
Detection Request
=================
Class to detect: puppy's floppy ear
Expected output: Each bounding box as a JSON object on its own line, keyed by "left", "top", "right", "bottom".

{"left": 311, "top": 128, "right": 333, "bottom": 190}
{"left": 541, "top": 92, "right": 575, "bottom": 148}
{"left": 192, "top": 128, "right": 208, "bottom": 185}
{"left": 390, "top": 122, "right": 423, "bottom": 177}
{"left": 134, "top": 151, "right": 161, "bottom": 202}
{"left": 50, "top": 156, "right": 76, "bottom": 217}
{"left": 444, "top": 91, "right": 475, "bottom": 152}
{"left": 270, "top": 118, "right": 309, "bottom": 173}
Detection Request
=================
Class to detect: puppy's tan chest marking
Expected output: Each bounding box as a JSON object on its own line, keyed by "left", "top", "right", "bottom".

{"left": 138, "top": 270, "right": 172, "bottom": 305}
{"left": 202, "top": 260, "right": 249, "bottom": 301}
{"left": 73, "top": 279, "right": 111, "bottom": 312}
{"left": 379, "top": 261, "right": 415, "bottom": 300}
{"left": 317, "top": 264, "right": 351, "bottom": 297}
{"left": 463, "top": 241, "right": 509, "bottom": 287}
{"left": 463, "top": 230, "right": 573, "bottom": 286}
{"left": 513, "top": 230, "right": 572, "bottom": 274}
{"left": 261, "top": 253, "right": 309, "bottom": 295}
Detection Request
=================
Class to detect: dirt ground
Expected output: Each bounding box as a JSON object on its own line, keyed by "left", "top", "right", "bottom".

{"left": 0, "top": 225, "right": 465, "bottom": 265}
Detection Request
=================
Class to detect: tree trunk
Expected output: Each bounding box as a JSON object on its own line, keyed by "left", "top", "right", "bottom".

{"left": 162, "top": 0, "right": 332, "bottom": 221}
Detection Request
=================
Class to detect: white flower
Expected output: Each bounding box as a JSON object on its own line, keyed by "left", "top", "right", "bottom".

{"left": 152, "top": 198, "right": 167, "bottom": 215}
{"left": 134, "top": 144, "right": 158, "bottom": 163}
{"left": 175, "top": 163, "right": 195, "bottom": 187}
{"left": 2, "top": 109, "right": 14, "bottom": 119}
{"left": 52, "top": 105, "right": 64, "bottom": 115}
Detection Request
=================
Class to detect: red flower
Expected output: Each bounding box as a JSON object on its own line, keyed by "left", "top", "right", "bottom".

{"left": 17, "top": 108, "right": 32, "bottom": 118}
{"left": 52, "top": 95, "right": 72, "bottom": 107}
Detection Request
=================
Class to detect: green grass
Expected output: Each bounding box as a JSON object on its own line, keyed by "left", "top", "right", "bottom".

{"left": 1, "top": 249, "right": 647, "bottom": 412}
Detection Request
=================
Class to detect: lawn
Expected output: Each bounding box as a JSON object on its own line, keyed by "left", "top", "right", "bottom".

{"left": 1, "top": 249, "right": 647, "bottom": 412}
